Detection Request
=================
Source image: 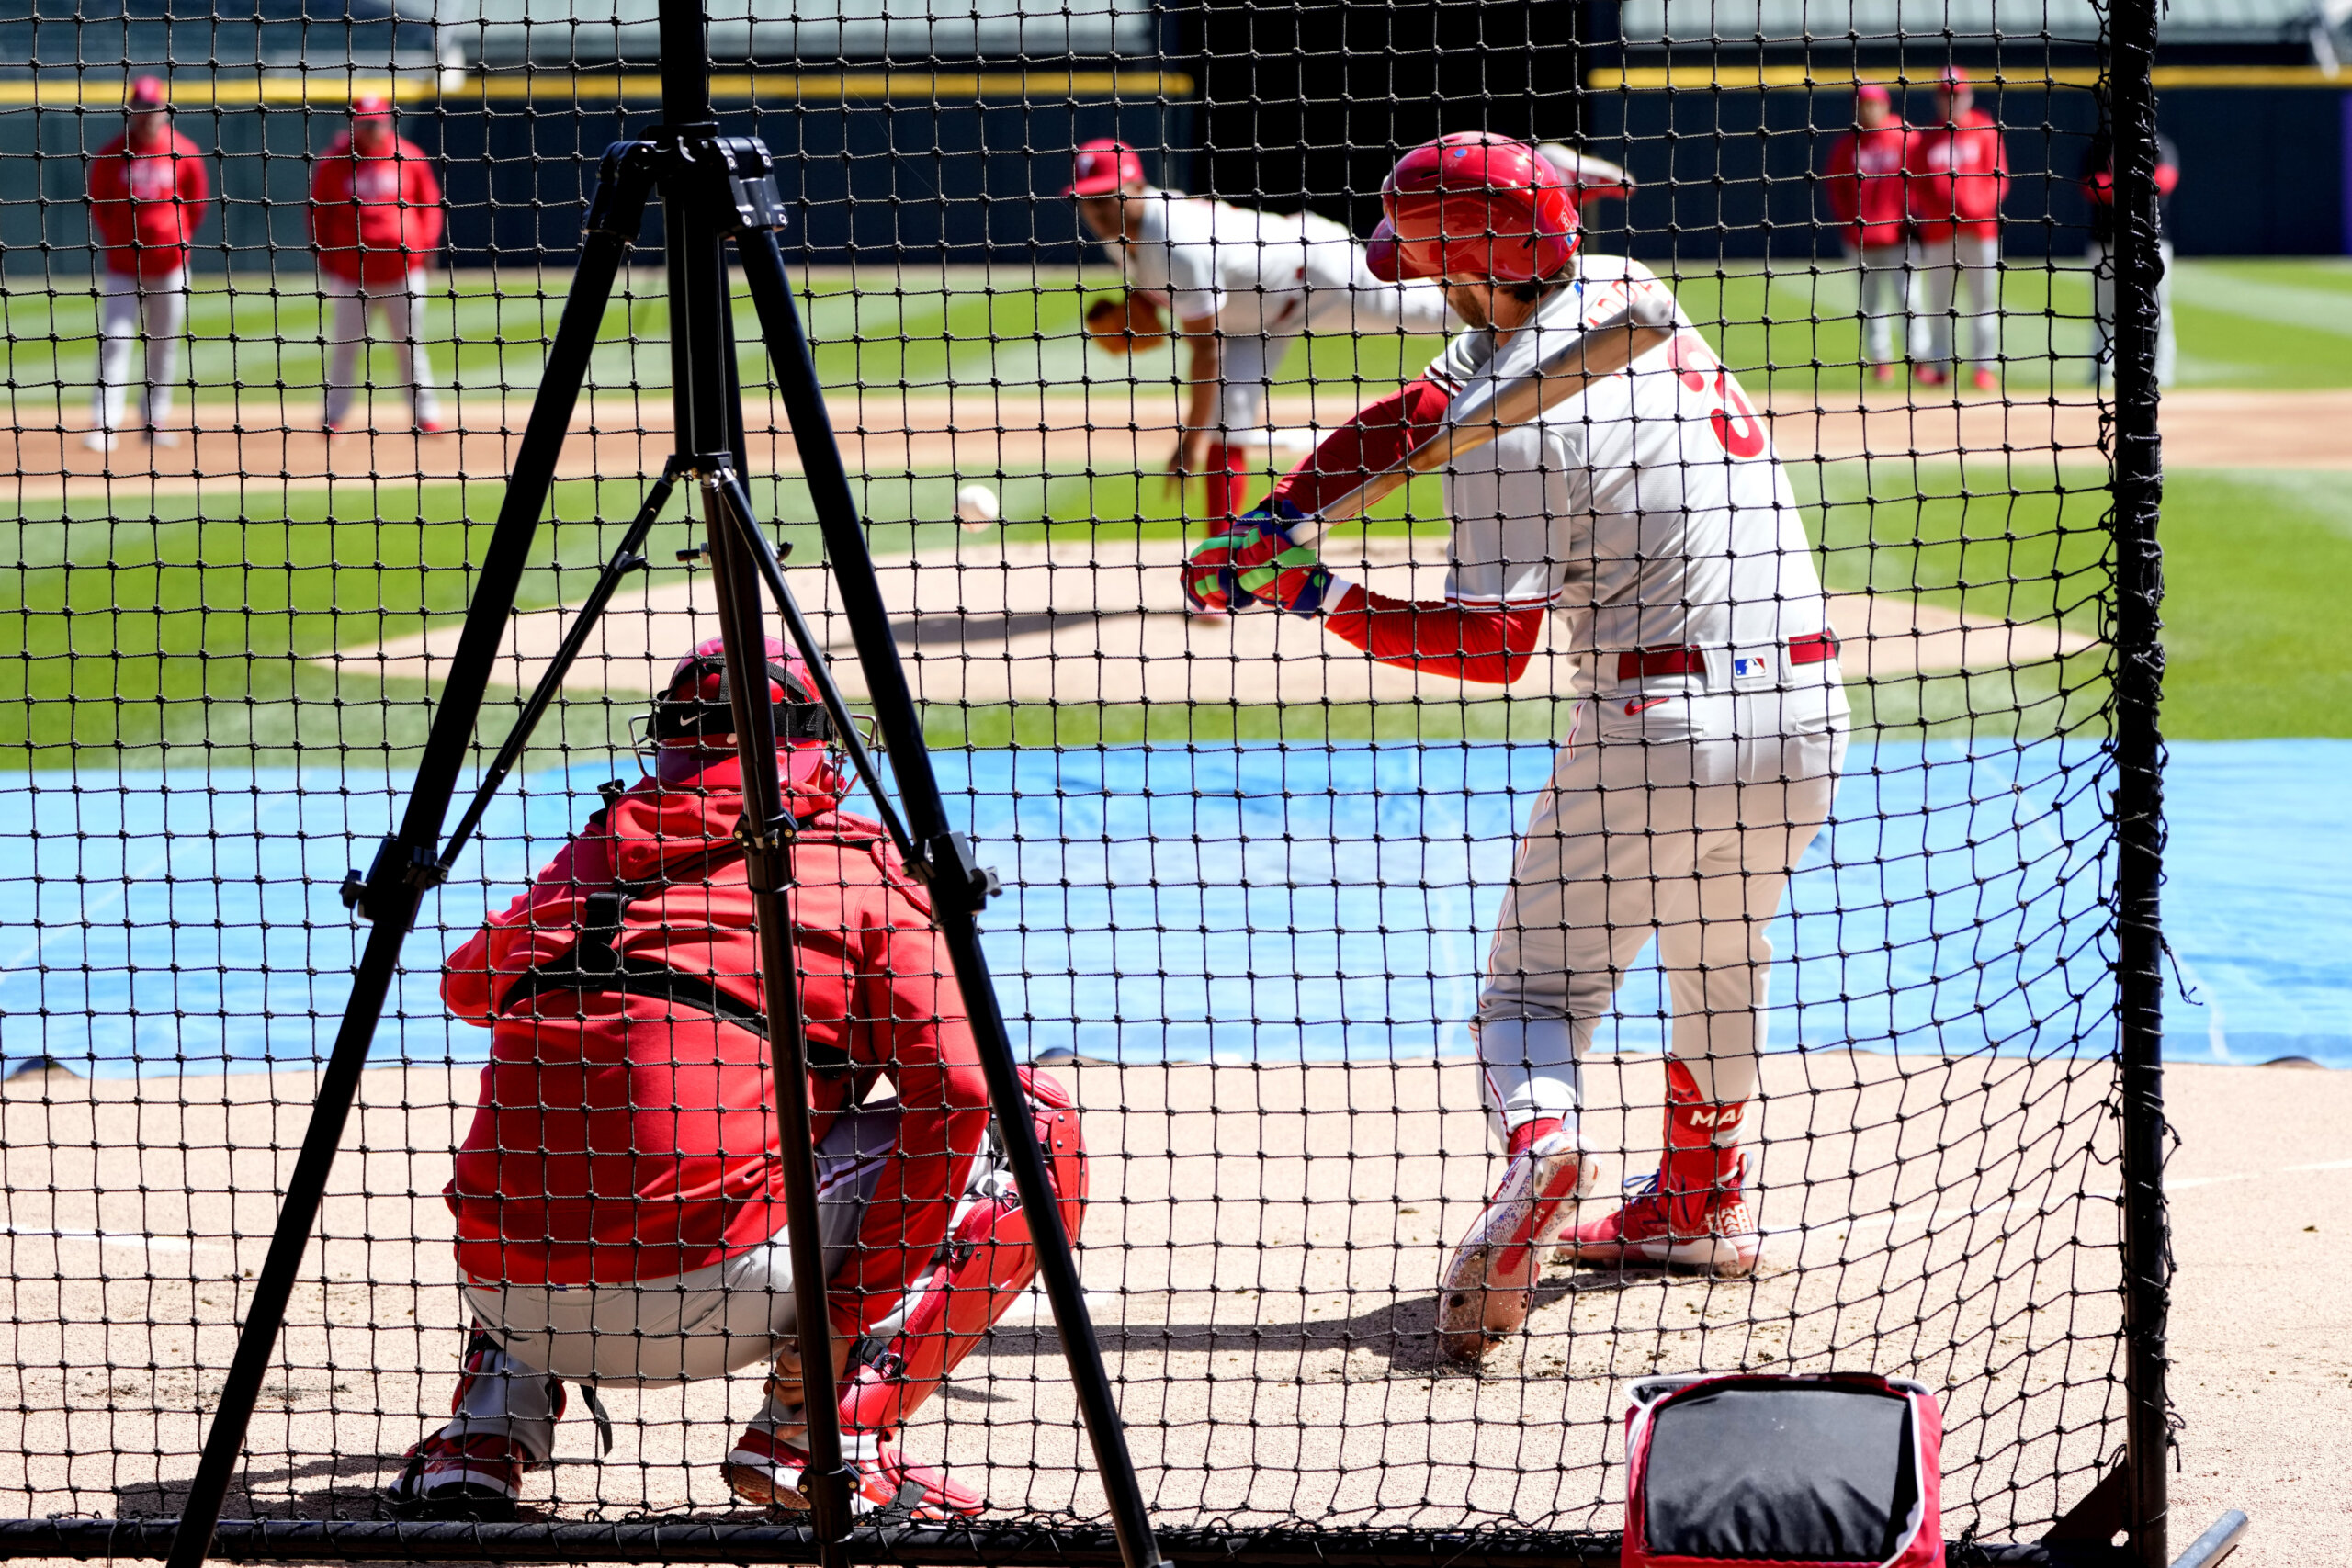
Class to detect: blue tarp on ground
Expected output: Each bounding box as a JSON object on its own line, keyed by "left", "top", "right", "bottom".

{"left": 0, "top": 738, "right": 2343, "bottom": 1077}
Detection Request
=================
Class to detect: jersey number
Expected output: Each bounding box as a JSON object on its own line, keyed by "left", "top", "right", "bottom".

{"left": 1665, "top": 334, "right": 1767, "bottom": 459}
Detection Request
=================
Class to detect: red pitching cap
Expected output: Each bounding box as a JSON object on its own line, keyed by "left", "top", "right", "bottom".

{"left": 1068, "top": 138, "right": 1145, "bottom": 197}
{"left": 1939, "top": 66, "right": 1971, "bottom": 86}
{"left": 351, "top": 95, "right": 395, "bottom": 119}
{"left": 1856, "top": 82, "right": 1892, "bottom": 104}
{"left": 127, "top": 76, "right": 168, "bottom": 109}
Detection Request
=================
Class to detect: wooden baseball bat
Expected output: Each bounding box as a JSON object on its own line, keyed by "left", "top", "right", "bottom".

{"left": 1290, "top": 293, "right": 1682, "bottom": 541}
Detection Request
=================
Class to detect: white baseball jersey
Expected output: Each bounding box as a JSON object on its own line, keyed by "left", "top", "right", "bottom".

{"left": 1103, "top": 189, "right": 1363, "bottom": 337}
{"left": 1424, "top": 254, "right": 1833, "bottom": 682}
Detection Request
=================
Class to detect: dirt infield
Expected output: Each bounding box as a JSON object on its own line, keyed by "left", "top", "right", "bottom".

{"left": 350, "top": 536, "right": 2095, "bottom": 708}
{"left": 8, "top": 386, "right": 2348, "bottom": 504}
{"left": 0, "top": 1055, "right": 2339, "bottom": 1560}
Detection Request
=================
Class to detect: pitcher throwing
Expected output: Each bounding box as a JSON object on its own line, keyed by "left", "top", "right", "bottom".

{"left": 1182, "top": 132, "right": 1848, "bottom": 1363}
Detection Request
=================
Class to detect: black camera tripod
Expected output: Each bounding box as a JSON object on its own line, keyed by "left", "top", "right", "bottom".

{"left": 162, "top": 18, "right": 1168, "bottom": 1568}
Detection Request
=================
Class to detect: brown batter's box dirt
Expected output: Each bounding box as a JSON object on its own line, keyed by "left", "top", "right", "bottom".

{"left": 0, "top": 1055, "right": 2340, "bottom": 1564}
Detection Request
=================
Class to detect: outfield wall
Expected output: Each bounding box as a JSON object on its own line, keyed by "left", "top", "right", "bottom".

{"left": 0, "top": 72, "right": 2338, "bottom": 275}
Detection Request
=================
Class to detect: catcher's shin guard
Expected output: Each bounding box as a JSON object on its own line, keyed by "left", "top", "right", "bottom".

{"left": 839, "top": 1068, "right": 1087, "bottom": 1440}
{"left": 1437, "top": 1119, "right": 1595, "bottom": 1365}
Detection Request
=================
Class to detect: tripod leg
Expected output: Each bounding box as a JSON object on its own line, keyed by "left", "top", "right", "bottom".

{"left": 694, "top": 472, "right": 857, "bottom": 1561}
{"left": 731, "top": 227, "right": 1170, "bottom": 1568}
{"left": 438, "top": 457, "right": 683, "bottom": 874}
{"left": 164, "top": 149, "right": 659, "bottom": 1568}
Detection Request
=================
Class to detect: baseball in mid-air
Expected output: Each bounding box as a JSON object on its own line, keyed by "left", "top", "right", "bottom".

{"left": 955, "top": 482, "right": 1001, "bottom": 529}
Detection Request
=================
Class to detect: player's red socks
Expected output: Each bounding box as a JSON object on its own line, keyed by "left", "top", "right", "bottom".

{"left": 1507, "top": 1116, "right": 1564, "bottom": 1161}
{"left": 1199, "top": 441, "right": 1254, "bottom": 522}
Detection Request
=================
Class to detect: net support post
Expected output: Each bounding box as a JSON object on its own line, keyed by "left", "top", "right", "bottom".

{"left": 2104, "top": 0, "right": 2174, "bottom": 1557}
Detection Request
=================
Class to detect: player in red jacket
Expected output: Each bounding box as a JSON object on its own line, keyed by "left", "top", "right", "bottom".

{"left": 308, "top": 97, "right": 447, "bottom": 434}
{"left": 1904, "top": 68, "right": 2009, "bottom": 390}
{"left": 389, "top": 638, "right": 1087, "bottom": 1520}
{"left": 2084, "top": 122, "right": 2181, "bottom": 389}
{"left": 83, "top": 76, "right": 209, "bottom": 453}
{"left": 1822, "top": 83, "right": 1921, "bottom": 383}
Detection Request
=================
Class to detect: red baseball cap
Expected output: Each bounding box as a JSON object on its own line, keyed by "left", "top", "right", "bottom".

{"left": 1938, "top": 66, "right": 1971, "bottom": 86}
{"left": 127, "top": 76, "right": 168, "bottom": 109}
{"left": 1068, "top": 139, "right": 1145, "bottom": 197}
{"left": 351, "top": 95, "right": 394, "bottom": 119}
{"left": 1856, "top": 82, "right": 1892, "bottom": 105}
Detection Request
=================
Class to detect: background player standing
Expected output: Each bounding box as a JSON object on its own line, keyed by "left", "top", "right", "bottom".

{"left": 309, "top": 96, "right": 447, "bottom": 434}
{"left": 2084, "top": 116, "right": 2181, "bottom": 390}
{"left": 83, "top": 75, "right": 209, "bottom": 454}
{"left": 1182, "top": 132, "right": 1848, "bottom": 1363}
{"left": 1822, "top": 82, "right": 1921, "bottom": 383}
{"left": 390, "top": 639, "right": 1084, "bottom": 1518}
{"left": 1905, "top": 68, "right": 2009, "bottom": 390}
{"left": 1067, "top": 138, "right": 1453, "bottom": 523}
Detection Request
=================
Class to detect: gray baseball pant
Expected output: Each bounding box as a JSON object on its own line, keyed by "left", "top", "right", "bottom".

{"left": 1477, "top": 683, "right": 1847, "bottom": 1144}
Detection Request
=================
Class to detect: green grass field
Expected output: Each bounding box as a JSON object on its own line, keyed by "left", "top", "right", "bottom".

{"left": 2, "top": 257, "right": 2345, "bottom": 766}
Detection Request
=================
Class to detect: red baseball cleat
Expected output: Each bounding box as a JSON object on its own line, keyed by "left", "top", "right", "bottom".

{"left": 1870, "top": 364, "right": 1896, "bottom": 384}
{"left": 1970, "top": 367, "right": 1998, "bottom": 392}
{"left": 416, "top": 415, "right": 448, "bottom": 435}
{"left": 385, "top": 1430, "right": 538, "bottom": 1519}
{"left": 722, "top": 1427, "right": 981, "bottom": 1518}
{"left": 1436, "top": 1119, "right": 1595, "bottom": 1363}
{"left": 1913, "top": 366, "right": 1950, "bottom": 387}
{"left": 1562, "top": 1146, "right": 1760, "bottom": 1277}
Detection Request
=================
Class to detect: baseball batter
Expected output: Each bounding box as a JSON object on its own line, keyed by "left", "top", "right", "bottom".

{"left": 1822, "top": 83, "right": 1922, "bottom": 381}
{"left": 1068, "top": 139, "right": 1453, "bottom": 521}
{"left": 1184, "top": 133, "right": 1848, "bottom": 1363}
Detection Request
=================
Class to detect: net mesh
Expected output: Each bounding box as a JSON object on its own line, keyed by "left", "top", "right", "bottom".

{"left": 0, "top": 0, "right": 2154, "bottom": 1552}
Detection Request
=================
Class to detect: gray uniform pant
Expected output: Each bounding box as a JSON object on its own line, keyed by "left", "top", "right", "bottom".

{"left": 1847, "top": 242, "right": 1923, "bottom": 367}
{"left": 321, "top": 269, "right": 444, "bottom": 427}
{"left": 1917, "top": 232, "right": 2003, "bottom": 372}
{"left": 91, "top": 267, "right": 187, "bottom": 434}
{"left": 1477, "top": 682, "right": 1848, "bottom": 1142}
{"left": 444, "top": 1102, "right": 904, "bottom": 1462}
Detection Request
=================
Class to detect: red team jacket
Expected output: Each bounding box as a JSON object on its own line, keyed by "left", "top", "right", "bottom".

{"left": 88, "top": 130, "right": 209, "bottom": 278}
{"left": 1905, "top": 110, "right": 2008, "bottom": 240}
{"left": 441, "top": 752, "right": 991, "bottom": 1338}
{"left": 1823, "top": 124, "right": 1912, "bottom": 250}
{"left": 309, "top": 131, "right": 446, "bottom": 285}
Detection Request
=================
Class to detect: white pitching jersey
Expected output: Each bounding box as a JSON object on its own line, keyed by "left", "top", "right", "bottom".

{"left": 1104, "top": 189, "right": 1364, "bottom": 337}
{"left": 1426, "top": 254, "right": 1833, "bottom": 680}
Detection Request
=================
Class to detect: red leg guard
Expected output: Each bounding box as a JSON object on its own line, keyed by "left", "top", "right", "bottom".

{"left": 839, "top": 1077, "right": 1087, "bottom": 1439}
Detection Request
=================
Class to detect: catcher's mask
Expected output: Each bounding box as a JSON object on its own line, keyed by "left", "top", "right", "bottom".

{"left": 644, "top": 635, "right": 835, "bottom": 754}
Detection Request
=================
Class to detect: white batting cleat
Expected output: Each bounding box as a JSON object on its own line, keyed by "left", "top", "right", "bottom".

{"left": 1437, "top": 1121, "right": 1595, "bottom": 1365}
{"left": 82, "top": 429, "right": 119, "bottom": 453}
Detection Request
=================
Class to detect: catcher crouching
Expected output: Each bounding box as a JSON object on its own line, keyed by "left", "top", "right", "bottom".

{"left": 391, "top": 637, "right": 1085, "bottom": 1519}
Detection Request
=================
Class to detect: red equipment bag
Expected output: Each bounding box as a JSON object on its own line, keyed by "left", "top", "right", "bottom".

{"left": 1622, "top": 1372, "right": 1944, "bottom": 1568}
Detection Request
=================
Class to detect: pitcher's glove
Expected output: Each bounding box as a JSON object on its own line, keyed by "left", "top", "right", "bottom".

{"left": 1182, "top": 499, "right": 1353, "bottom": 617}
{"left": 1084, "top": 291, "right": 1170, "bottom": 355}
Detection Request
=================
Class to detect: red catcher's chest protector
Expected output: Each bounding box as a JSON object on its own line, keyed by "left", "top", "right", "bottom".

{"left": 1622, "top": 1373, "right": 1944, "bottom": 1568}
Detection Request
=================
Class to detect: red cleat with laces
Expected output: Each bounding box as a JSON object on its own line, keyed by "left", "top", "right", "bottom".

{"left": 1436, "top": 1118, "right": 1595, "bottom": 1363}
{"left": 722, "top": 1427, "right": 982, "bottom": 1518}
{"left": 1562, "top": 1072, "right": 1759, "bottom": 1276}
{"left": 1970, "top": 367, "right": 1998, "bottom": 392}
{"left": 386, "top": 1430, "right": 539, "bottom": 1519}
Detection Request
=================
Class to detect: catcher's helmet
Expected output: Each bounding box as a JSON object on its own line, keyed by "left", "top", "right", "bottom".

{"left": 650, "top": 636, "right": 833, "bottom": 752}
{"left": 1367, "top": 132, "right": 1580, "bottom": 286}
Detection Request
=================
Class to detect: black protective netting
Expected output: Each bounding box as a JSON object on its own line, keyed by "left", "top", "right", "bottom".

{"left": 0, "top": 0, "right": 2166, "bottom": 1556}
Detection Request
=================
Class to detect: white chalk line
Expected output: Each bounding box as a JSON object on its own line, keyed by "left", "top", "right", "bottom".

{"left": 0, "top": 1224, "right": 214, "bottom": 1255}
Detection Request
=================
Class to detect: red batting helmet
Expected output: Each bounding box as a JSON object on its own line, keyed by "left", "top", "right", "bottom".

{"left": 1367, "top": 132, "right": 1580, "bottom": 286}
{"left": 1068, "top": 139, "right": 1145, "bottom": 197}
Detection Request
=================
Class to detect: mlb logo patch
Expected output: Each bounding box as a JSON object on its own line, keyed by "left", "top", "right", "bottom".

{"left": 1732, "top": 656, "right": 1767, "bottom": 680}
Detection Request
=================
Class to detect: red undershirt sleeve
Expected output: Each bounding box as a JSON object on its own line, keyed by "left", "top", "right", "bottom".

{"left": 1268, "top": 376, "right": 1548, "bottom": 685}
